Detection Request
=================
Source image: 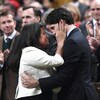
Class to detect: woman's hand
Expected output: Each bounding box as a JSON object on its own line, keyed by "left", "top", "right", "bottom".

{"left": 55, "top": 19, "right": 67, "bottom": 43}
{"left": 20, "top": 71, "right": 39, "bottom": 88}
{"left": 55, "top": 20, "right": 67, "bottom": 56}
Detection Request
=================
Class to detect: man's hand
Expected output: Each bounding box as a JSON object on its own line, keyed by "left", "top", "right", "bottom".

{"left": 86, "top": 22, "right": 94, "bottom": 36}
{"left": 86, "top": 35, "right": 100, "bottom": 52}
{"left": 3, "top": 49, "right": 10, "bottom": 60}
{"left": 0, "top": 51, "right": 4, "bottom": 64}
{"left": 20, "top": 71, "right": 39, "bottom": 88}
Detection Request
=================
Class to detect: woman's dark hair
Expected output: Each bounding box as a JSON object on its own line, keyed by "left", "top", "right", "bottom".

{"left": 7, "top": 23, "right": 43, "bottom": 73}
{"left": 12, "top": 22, "right": 43, "bottom": 53}
{"left": 26, "top": 23, "right": 43, "bottom": 48}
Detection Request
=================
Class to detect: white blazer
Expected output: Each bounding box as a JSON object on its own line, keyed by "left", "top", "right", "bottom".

{"left": 15, "top": 47, "right": 64, "bottom": 99}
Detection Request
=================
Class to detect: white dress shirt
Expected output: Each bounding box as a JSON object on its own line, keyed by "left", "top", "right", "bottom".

{"left": 4, "top": 30, "right": 16, "bottom": 42}
{"left": 15, "top": 46, "right": 64, "bottom": 99}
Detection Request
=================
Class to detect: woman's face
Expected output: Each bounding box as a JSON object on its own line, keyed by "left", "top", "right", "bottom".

{"left": 39, "top": 27, "right": 49, "bottom": 48}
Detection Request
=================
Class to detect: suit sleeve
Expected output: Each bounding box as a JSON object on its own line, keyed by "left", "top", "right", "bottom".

{"left": 39, "top": 39, "right": 82, "bottom": 92}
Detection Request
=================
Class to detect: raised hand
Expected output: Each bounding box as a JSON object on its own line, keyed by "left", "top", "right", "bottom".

{"left": 55, "top": 19, "right": 67, "bottom": 43}
{"left": 86, "top": 21, "right": 94, "bottom": 37}
{"left": 3, "top": 49, "right": 10, "bottom": 61}
{"left": 0, "top": 50, "right": 4, "bottom": 64}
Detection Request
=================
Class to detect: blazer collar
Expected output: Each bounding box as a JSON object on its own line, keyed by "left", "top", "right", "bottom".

{"left": 67, "top": 28, "right": 80, "bottom": 39}
{"left": 67, "top": 25, "right": 76, "bottom": 37}
{"left": 4, "top": 30, "right": 17, "bottom": 41}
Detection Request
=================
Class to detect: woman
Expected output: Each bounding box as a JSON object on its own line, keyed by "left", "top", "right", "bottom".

{"left": 14, "top": 22, "right": 66, "bottom": 100}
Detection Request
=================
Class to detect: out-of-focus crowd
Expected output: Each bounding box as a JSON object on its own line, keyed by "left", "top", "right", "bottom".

{"left": 0, "top": 0, "right": 100, "bottom": 100}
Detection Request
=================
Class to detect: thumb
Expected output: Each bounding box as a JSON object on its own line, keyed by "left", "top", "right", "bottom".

{"left": 24, "top": 71, "right": 32, "bottom": 77}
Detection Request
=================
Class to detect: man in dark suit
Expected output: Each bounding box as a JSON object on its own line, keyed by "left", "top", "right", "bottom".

{"left": 20, "top": 8, "right": 99, "bottom": 100}
{"left": 80, "top": 19, "right": 98, "bottom": 82}
{"left": 80, "top": 0, "right": 100, "bottom": 82}
{"left": 0, "top": 11, "right": 19, "bottom": 100}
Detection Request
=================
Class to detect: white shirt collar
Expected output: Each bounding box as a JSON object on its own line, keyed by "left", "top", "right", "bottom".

{"left": 4, "top": 30, "right": 16, "bottom": 42}
{"left": 92, "top": 19, "right": 97, "bottom": 38}
{"left": 93, "top": 19, "right": 97, "bottom": 25}
{"left": 67, "top": 25, "right": 76, "bottom": 37}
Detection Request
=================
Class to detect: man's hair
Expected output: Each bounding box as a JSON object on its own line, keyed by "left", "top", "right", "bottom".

{"left": 0, "top": 11, "right": 15, "bottom": 20}
{"left": 45, "top": 7, "right": 74, "bottom": 25}
{"left": 23, "top": 6, "right": 42, "bottom": 19}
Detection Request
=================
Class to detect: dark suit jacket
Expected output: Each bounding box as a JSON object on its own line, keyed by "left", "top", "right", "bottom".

{"left": 39, "top": 28, "right": 99, "bottom": 100}
{"left": 95, "top": 46, "right": 100, "bottom": 81}
{"left": 0, "top": 31, "right": 19, "bottom": 99}
{"left": 0, "top": 30, "right": 3, "bottom": 37}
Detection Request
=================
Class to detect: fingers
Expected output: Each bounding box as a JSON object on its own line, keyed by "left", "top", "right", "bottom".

{"left": 20, "top": 72, "right": 30, "bottom": 88}
{"left": 20, "top": 72, "right": 38, "bottom": 88}
{"left": 59, "top": 19, "right": 66, "bottom": 32}
{"left": 56, "top": 19, "right": 66, "bottom": 32}
{"left": 87, "top": 36, "right": 99, "bottom": 51}
{"left": 3, "top": 49, "right": 10, "bottom": 60}
{"left": 0, "top": 51, "right": 4, "bottom": 64}
{"left": 96, "top": 23, "right": 100, "bottom": 38}
{"left": 86, "top": 22, "right": 94, "bottom": 36}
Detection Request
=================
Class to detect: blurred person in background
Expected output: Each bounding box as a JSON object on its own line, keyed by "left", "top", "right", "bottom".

{"left": 70, "top": 0, "right": 89, "bottom": 21}
{"left": 42, "top": 0, "right": 71, "bottom": 11}
{"left": 62, "top": 3, "right": 81, "bottom": 28}
{"left": 0, "top": 11, "right": 19, "bottom": 100}
{"left": 29, "top": 1, "right": 44, "bottom": 14}
{"left": 23, "top": 0, "right": 35, "bottom": 7}
{"left": 15, "top": 6, "right": 23, "bottom": 32}
{"left": 85, "top": 0, "right": 100, "bottom": 82}
{"left": 22, "top": 6, "right": 42, "bottom": 27}
{"left": 84, "top": 9, "right": 92, "bottom": 22}
{"left": 79, "top": 0, "right": 100, "bottom": 82}
{"left": 2, "top": 3, "right": 16, "bottom": 16}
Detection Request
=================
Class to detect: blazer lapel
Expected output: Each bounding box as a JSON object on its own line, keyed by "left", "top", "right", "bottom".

{"left": 0, "top": 36, "right": 3, "bottom": 51}
{"left": 10, "top": 31, "right": 20, "bottom": 50}
{"left": 67, "top": 28, "right": 79, "bottom": 39}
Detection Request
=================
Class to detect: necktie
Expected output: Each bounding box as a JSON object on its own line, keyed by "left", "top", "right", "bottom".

{"left": 6, "top": 38, "right": 11, "bottom": 43}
